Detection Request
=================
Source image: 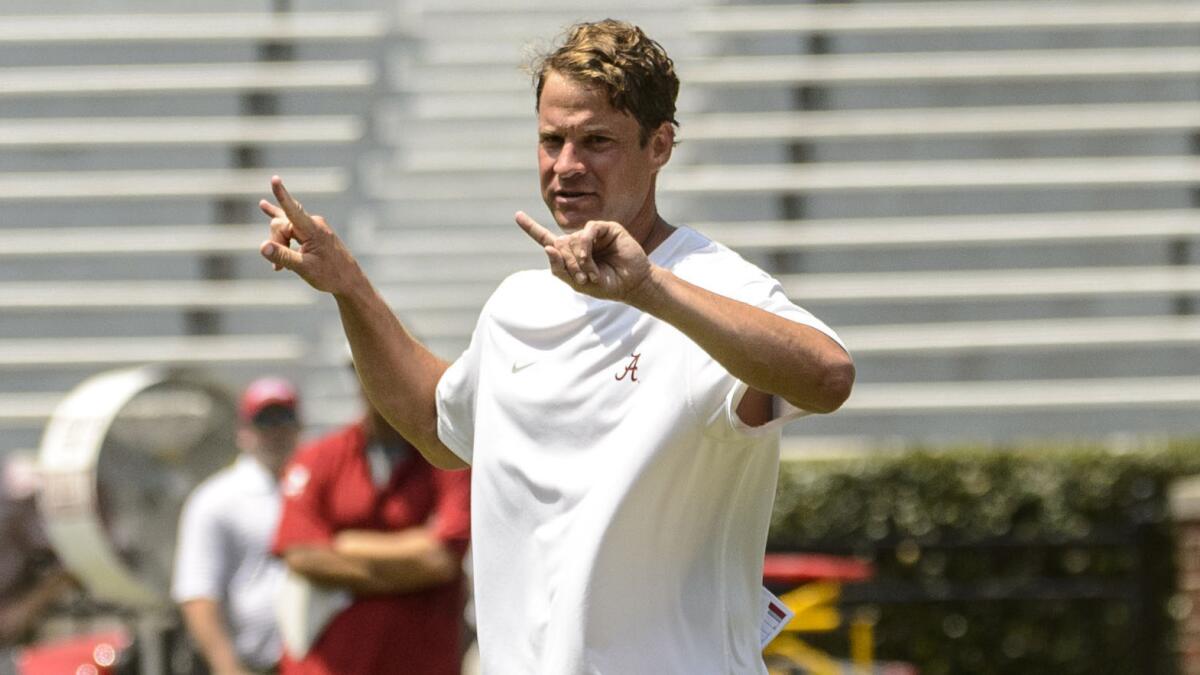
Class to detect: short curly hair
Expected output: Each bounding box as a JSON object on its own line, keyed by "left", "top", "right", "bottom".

{"left": 531, "top": 19, "right": 679, "bottom": 146}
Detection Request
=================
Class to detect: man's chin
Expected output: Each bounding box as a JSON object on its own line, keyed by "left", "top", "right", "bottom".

{"left": 550, "top": 209, "right": 595, "bottom": 233}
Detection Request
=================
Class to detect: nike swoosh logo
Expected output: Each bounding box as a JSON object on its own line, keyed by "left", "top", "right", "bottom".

{"left": 512, "top": 361, "right": 536, "bottom": 374}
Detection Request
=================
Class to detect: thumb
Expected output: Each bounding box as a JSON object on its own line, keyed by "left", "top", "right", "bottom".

{"left": 260, "top": 240, "right": 303, "bottom": 271}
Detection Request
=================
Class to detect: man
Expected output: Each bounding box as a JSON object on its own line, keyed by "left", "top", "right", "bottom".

{"left": 258, "top": 19, "right": 854, "bottom": 674}
{"left": 271, "top": 379, "right": 471, "bottom": 675}
{"left": 172, "top": 377, "right": 301, "bottom": 675}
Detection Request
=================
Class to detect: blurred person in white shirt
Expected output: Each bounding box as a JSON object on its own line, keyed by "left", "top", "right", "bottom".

{"left": 172, "top": 377, "right": 301, "bottom": 675}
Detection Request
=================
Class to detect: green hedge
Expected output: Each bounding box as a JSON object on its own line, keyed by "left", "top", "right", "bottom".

{"left": 768, "top": 440, "right": 1200, "bottom": 675}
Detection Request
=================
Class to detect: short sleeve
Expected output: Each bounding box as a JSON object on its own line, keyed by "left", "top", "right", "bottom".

{"left": 728, "top": 273, "right": 847, "bottom": 434}
{"left": 171, "top": 484, "right": 229, "bottom": 602}
{"left": 683, "top": 257, "right": 847, "bottom": 438}
{"left": 427, "top": 467, "right": 471, "bottom": 560}
{"left": 271, "top": 449, "right": 334, "bottom": 555}
{"left": 435, "top": 316, "right": 486, "bottom": 464}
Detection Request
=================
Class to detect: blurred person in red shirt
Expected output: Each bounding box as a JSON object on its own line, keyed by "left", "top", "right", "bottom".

{"left": 272, "top": 375, "right": 470, "bottom": 675}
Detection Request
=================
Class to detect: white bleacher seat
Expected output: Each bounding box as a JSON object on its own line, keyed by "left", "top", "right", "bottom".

{"left": 358, "top": 209, "right": 1200, "bottom": 285}
{"left": 0, "top": 280, "right": 315, "bottom": 310}
{"left": 844, "top": 376, "right": 1200, "bottom": 413}
{"left": 390, "top": 104, "right": 1200, "bottom": 170}
{"left": 374, "top": 266, "right": 1200, "bottom": 315}
{"left": 371, "top": 156, "right": 1200, "bottom": 201}
{"left": 839, "top": 316, "right": 1200, "bottom": 355}
{"left": 0, "top": 394, "right": 62, "bottom": 428}
{"left": 0, "top": 12, "right": 384, "bottom": 43}
{"left": 694, "top": 209, "right": 1200, "bottom": 250}
{"left": 393, "top": 102, "right": 1200, "bottom": 149}
{"left": 0, "top": 61, "right": 375, "bottom": 98}
{"left": 2, "top": 225, "right": 262, "bottom": 257}
{"left": 373, "top": 211, "right": 1191, "bottom": 256}
{"left": 354, "top": 312, "right": 1200, "bottom": 357}
{"left": 681, "top": 102, "right": 1200, "bottom": 142}
{"left": 662, "top": 157, "right": 1200, "bottom": 194}
{"left": 688, "top": 3, "right": 1200, "bottom": 35}
{"left": 392, "top": 48, "right": 1200, "bottom": 94}
{"left": 0, "top": 335, "right": 305, "bottom": 368}
{"left": 0, "top": 12, "right": 387, "bottom": 44}
{"left": 0, "top": 167, "right": 347, "bottom": 201}
{"left": 681, "top": 48, "right": 1200, "bottom": 88}
{"left": 0, "top": 116, "right": 363, "bottom": 148}
{"left": 779, "top": 266, "right": 1200, "bottom": 303}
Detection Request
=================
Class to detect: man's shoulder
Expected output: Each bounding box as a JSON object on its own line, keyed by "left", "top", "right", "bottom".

{"left": 666, "top": 226, "right": 773, "bottom": 289}
{"left": 182, "top": 462, "right": 243, "bottom": 518}
{"left": 491, "top": 269, "right": 552, "bottom": 299}
{"left": 482, "top": 269, "right": 570, "bottom": 318}
{"left": 188, "top": 462, "right": 240, "bottom": 499}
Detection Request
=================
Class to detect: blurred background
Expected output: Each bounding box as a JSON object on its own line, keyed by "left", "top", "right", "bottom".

{"left": 1, "top": 0, "right": 1198, "bottom": 673}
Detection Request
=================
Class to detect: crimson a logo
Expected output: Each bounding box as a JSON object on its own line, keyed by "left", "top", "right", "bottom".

{"left": 614, "top": 353, "right": 641, "bottom": 383}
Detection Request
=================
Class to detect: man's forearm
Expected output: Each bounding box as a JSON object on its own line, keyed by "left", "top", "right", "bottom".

{"left": 257, "top": 176, "right": 465, "bottom": 471}
{"left": 629, "top": 266, "right": 854, "bottom": 413}
{"left": 285, "top": 527, "right": 458, "bottom": 596}
{"left": 334, "top": 528, "right": 459, "bottom": 592}
{"left": 283, "top": 545, "right": 394, "bottom": 596}
{"left": 334, "top": 277, "right": 466, "bottom": 470}
{"left": 179, "top": 599, "right": 246, "bottom": 675}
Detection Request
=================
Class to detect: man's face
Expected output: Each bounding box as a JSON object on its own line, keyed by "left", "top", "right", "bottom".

{"left": 536, "top": 71, "right": 672, "bottom": 235}
{"left": 242, "top": 405, "right": 299, "bottom": 471}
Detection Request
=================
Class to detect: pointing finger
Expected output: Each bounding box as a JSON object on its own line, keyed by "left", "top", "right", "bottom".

{"left": 271, "top": 176, "right": 313, "bottom": 237}
{"left": 515, "top": 211, "right": 557, "bottom": 248}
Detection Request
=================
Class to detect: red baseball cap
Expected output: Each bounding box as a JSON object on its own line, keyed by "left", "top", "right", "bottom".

{"left": 239, "top": 377, "right": 299, "bottom": 423}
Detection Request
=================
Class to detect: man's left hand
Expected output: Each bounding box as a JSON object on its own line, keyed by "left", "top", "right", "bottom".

{"left": 515, "top": 212, "right": 653, "bottom": 303}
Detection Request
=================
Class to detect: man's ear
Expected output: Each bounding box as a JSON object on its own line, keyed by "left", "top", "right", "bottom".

{"left": 649, "top": 122, "right": 674, "bottom": 170}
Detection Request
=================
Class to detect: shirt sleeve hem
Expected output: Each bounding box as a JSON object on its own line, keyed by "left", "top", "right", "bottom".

{"left": 725, "top": 380, "right": 814, "bottom": 437}
{"left": 435, "top": 401, "right": 474, "bottom": 465}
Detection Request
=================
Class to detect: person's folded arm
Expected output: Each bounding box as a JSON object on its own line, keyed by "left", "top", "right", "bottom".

{"left": 334, "top": 528, "right": 459, "bottom": 592}
{"left": 282, "top": 527, "right": 457, "bottom": 596}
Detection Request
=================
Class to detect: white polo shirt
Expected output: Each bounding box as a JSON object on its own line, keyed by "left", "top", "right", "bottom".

{"left": 172, "top": 454, "right": 285, "bottom": 670}
{"left": 437, "top": 226, "right": 844, "bottom": 675}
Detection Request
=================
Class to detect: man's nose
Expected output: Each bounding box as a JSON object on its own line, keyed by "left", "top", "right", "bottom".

{"left": 554, "top": 141, "right": 585, "bottom": 177}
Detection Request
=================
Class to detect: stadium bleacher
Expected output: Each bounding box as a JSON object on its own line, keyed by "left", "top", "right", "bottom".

{"left": 4, "top": 0, "right": 1198, "bottom": 455}
{"left": 0, "top": 5, "right": 383, "bottom": 451}
{"left": 369, "top": 0, "right": 1200, "bottom": 450}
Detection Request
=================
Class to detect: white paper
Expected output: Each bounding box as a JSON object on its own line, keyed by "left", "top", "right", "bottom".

{"left": 276, "top": 569, "right": 352, "bottom": 660}
{"left": 759, "top": 585, "right": 795, "bottom": 648}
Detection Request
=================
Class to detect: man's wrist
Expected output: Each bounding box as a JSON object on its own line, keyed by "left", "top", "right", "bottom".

{"left": 625, "top": 265, "right": 670, "bottom": 314}
{"left": 331, "top": 264, "right": 376, "bottom": 308}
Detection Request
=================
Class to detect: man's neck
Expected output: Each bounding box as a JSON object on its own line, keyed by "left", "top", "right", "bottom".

{"left": 637, "top": 214, "right": 674, "bottom": 255}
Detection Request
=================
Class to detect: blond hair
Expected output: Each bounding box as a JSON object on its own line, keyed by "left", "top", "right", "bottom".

{"left": 531, "top": 19, "right": 679, "bottom": 146}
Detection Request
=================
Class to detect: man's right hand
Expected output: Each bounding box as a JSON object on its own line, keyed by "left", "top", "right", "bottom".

{"left": 259, "top": 175, "right": 362, "bottom": 296}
